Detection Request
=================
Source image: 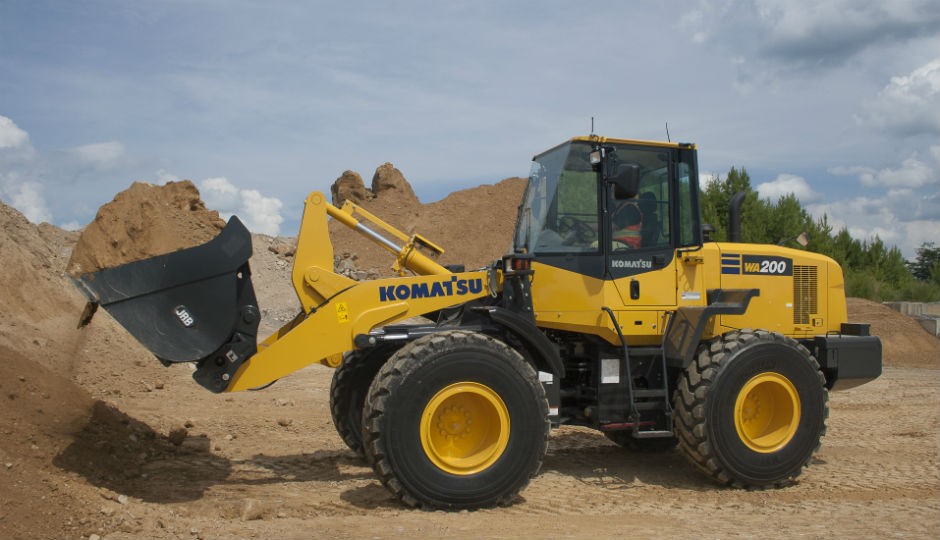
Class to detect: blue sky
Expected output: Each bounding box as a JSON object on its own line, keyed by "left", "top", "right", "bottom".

{"left": 1, "top": 0, "right": 938, "bottom": 256}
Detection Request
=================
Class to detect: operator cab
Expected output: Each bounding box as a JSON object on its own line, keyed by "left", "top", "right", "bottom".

{"left": 514, "top": 136, "right": 702, "bottom": 279}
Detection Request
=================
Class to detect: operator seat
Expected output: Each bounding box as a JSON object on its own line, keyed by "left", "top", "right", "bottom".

{"left": 612, "top": 200, "right": 642, "bottom": 249}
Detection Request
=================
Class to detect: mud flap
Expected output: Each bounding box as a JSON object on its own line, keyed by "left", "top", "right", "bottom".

{"left": 73, "top": 217, "right": 261, "bottom": 393}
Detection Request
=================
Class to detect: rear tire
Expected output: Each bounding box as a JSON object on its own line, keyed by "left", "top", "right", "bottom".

{"left": 674, "top": 329, "right": 828, "bottom": 487}
{"left": 362, "top": 330, "right": 549, "bottom": 509}
{"left": 329, "top": 345, "right": 397, "bottom": 457}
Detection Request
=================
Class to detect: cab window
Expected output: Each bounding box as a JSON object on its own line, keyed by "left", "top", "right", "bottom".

{"left": 608, "top": 146, "right": 671, "bottom": 252}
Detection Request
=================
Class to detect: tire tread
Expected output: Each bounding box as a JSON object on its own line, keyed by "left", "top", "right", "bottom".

{"left": 672, "top": 329, "right": 829, "bottom": 488}
{"left": 362, "top": 329, "right": 549, "bottom": 509}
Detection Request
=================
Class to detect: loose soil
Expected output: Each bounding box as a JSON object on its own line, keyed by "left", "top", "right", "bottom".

{"left": 66, "top": 181, "right": 225, "bottom": 276}
{"left": 1, "top": 169, "right": 937, "bottom": 540}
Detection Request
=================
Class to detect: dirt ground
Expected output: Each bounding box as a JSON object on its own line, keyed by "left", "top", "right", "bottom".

{"left": 1, "top": 174, "right": 938, "bottom": 540}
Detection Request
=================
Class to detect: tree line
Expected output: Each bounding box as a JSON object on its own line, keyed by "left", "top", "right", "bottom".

{"left": 699, "top": 167, "right": 940, "bottom": 302}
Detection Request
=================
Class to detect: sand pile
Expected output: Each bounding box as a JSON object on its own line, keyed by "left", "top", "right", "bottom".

{"left": 0, "top": 202, "right": 81, "bottom": 322}
{"left": 0, "top": 201, "right": 108, "bottom": 538}
{"left": 847, "top": 298, "right": 940, "bottom": 369}
{"left": 66, "top": 180, "right": 226, "bottom": 276}
{"left": 0, "top": 346, "right": 100, "bottom": 540}
{"left": 0, "top": 198, "right": 223, "bottom": 539}
{"left": 419, "top": 178, "right": 526, "bottom": 270}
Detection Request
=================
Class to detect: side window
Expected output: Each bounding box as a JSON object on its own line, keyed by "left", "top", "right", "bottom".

{"left": 677, "top": 162, "right": 696, "bottom": 247}
{"left": 610, "top": 169, "right": 670, "bottom": 251}
{"left": 641, "top": 171, "right": 670, "bottom": 249}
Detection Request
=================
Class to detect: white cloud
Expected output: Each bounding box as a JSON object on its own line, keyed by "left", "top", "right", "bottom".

{"left": 240, "top": 188, "right": 284, "bottom": 236}
{"left": 201, "top": 176, "right": 240, "bottom": 209}
{"left": 858, "top": 58, "right": 940, "bottom": 136}
{"left": 809, "top": 189, "right": 940, "bottom": 257}
{"left": 830, "top": 153, "right": 938, "bottom": 189}
{"left": 155, "top": 169, "right": 181, "bottom": 183}
{"left": 756, "top": 173, "right": 819, "bottom": 201}
{"left": 200, "top": 177, "right": 283, "bottom": 235}
{"left": 0, "top": 117, "right": 50, "bottom": 223}
{"left": 0, "top": 115, "right": 30, "bottom": 149}
{"left": 828, "top": 165, "right": 875, "bottom": 185}
{"left": 69, "top": 141, "right": 125, "bottom": 169}
{"left": 898, "top": 220, "right": 940, "bottom": 254}
{"left": 878, "top": 157, "right": 935, "bottom": 189}
{"left": 0, "top": 174, "right": 52, "bottom": 223}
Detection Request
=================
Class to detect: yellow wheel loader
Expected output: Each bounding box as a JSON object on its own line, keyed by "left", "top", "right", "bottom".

{"left": 74, "top": 136, "right": 882, "bottom": 509}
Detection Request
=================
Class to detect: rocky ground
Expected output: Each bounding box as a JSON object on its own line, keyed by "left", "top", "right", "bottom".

{"left": 0, "top": 169, "right": 937, "bottom": 539}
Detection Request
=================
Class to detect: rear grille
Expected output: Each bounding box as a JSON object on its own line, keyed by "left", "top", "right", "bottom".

{"left": 793, "top": 265, "right": 817, "bottom": 325}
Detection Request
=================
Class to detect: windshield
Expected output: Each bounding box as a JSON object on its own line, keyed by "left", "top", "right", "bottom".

{"left": 514, "top": 142, "right": 599, "bottom": 254}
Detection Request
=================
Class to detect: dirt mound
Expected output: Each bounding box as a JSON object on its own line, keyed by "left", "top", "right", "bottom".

{"left": 328, "top": 164, "right": 526, "bottom": 276}
{"left": 421, "top": 178, "right": 526, "bottom": 270}
{"left": 0, "top": 346, "right": 102, "bottom": 540}
{"left": 847, "top": 297, "right": 940, "bottom": 369}
{"left": 370, "top": 162, "right": 418, "bottom": 204}
{"left": 331, "top": 170, "right": 371, "bottom": 206}
{"left": 0, "top": 201, "right": 81, "bottom": 322}
{"left": 331, "top": 163, "right": 420, "bottom": 207}
{"left": 0, "top": 200, "right": 219, "bottom": 539}
{"left": 66, "top": 180, "right": 226, "bottom": 276}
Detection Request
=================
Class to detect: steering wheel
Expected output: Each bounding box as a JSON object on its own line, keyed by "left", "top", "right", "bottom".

{"left": 557, "top": 216, "right": 595, "bottom": 244}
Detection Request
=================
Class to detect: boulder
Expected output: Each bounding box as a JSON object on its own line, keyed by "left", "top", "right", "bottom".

{"left": 330, "top": 170, "right": 370, "bottom": 206}
{"left": 371, "top": 162, "right": 418, "bottom": 203}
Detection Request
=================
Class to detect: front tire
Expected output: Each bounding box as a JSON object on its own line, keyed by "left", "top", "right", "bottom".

{"left": 674, "top": 329, "right": 828, "bottom": 487}
{"left": 362, "top": 330, "right": 549, "bottom": 509}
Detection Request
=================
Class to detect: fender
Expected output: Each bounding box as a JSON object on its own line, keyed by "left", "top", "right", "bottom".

{"left": 664, "top": 288, "right": 760, "bottom": 368}
{"left": 471, "top": 306, "right": 565, "bottom": 378}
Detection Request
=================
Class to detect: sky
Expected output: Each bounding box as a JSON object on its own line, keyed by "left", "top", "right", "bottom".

{"left": 1, "top": 0, "right": 938, "bottom": 257}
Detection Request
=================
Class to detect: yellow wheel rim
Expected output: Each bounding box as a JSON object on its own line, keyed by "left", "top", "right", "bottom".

{"left": 420, "top": 382, "right": 510, "bottom": 475}
{"left": 734, "top": 372, "right": 801, "bottom": 453}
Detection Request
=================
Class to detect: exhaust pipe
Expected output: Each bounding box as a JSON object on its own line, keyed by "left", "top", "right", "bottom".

{"left": 728, "top": 191, "right": 745, "bottom": 243}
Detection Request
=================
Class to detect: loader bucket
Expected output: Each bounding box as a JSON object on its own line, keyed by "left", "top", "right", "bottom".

{"left": 73, "top": 216, "right": 261, "bottom": 393}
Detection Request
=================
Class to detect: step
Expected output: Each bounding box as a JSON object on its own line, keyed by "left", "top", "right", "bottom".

{"left": 632, "top": 388, "right": 668, "bottom": 399}
{"left": 633, "top": 430, "right": 674, "bottom": 439}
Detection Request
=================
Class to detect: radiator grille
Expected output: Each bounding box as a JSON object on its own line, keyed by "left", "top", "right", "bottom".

{"left": 793, "top": 265, "right": 818, "bottom": 325}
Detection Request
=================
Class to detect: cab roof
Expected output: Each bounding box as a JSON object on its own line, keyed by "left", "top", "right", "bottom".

{"left": 533, "top": 135, "right": 696, "bottom": 160}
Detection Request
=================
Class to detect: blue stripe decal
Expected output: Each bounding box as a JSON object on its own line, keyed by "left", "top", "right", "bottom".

{"left": 722, "top": 267, "right": 741, "bottom": 275}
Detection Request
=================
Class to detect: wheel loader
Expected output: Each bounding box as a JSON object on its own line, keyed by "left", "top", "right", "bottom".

{"left": 74, "top": 135, "right": 882, "bottom": 509}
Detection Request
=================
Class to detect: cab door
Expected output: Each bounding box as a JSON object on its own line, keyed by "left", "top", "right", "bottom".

{"left": 608, "top": 146, "right": 704, "bottom": 341}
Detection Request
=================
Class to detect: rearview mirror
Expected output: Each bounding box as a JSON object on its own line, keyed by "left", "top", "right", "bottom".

{"left": 607, "top": 163, "right": 640, "bottom": 199}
